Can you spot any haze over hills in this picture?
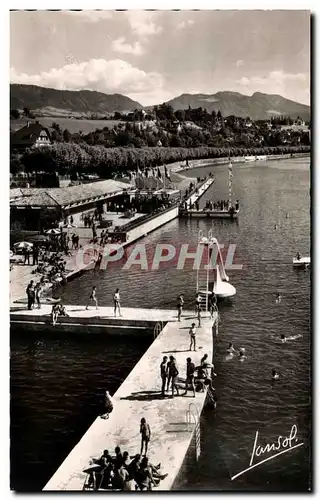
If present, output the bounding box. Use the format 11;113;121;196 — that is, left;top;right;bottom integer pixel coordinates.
10;84;310;121
10;84;143;115
165;91;310;121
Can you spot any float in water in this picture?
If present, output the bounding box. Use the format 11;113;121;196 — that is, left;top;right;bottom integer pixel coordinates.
293;256;310;268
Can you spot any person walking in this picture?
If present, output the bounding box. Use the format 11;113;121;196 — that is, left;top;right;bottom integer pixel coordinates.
34;282;42;309
167;356;180;397
183;358;196;397
26;280;35;310
140;417;151;456
160;356;168;396
189;323;197;351
177;294;184;322
114;288;121;317
86;286;98;310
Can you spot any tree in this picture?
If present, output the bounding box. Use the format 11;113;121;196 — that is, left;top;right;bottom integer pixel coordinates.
63;129;72;143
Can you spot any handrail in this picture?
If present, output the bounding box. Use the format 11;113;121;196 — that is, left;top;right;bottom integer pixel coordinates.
110;202;179;235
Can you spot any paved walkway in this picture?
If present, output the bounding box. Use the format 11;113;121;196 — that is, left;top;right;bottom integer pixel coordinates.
43;312;216;491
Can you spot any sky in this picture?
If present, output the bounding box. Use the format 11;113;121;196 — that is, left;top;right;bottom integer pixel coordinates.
10;10;310;106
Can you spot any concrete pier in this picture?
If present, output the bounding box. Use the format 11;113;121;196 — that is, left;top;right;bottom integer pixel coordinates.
180;208;239;219
10;305;196;334
185;177;215;207
43;310;217;491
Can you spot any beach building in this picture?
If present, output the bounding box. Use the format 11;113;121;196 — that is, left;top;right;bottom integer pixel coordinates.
10;179;135;230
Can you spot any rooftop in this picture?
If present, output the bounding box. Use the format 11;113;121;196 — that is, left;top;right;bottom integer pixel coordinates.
10;179;135;208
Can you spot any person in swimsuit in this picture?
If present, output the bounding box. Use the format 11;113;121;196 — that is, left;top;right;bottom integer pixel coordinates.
183;357;196;397
86;286;98;310
227;342;236;353
114;288;121;317
272;369;280;380
140;418;151;456
177;294;184;322
189;323;197;351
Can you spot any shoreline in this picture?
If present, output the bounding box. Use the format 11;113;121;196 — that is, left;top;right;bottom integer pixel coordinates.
167;152;310;174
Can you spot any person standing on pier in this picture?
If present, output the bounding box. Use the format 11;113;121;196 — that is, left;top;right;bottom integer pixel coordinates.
160;356;168;396
177;294;184;322
86;286;98;310
114;288;122;317
195;293;201;315
167;356;180;397
197;303;201;327
26;280;35;310
140;417;151;456
34;282;42;309
189;323;197;351
183;358;196;397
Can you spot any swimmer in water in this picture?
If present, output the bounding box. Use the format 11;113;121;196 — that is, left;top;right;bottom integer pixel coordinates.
274;224;277;230
227;342;236;353
276;293;282;304
286;213;289;219
280;333;286;343
272;369;280;380
239;348;246;361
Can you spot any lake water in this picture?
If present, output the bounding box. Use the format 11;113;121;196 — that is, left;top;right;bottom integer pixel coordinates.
10;156;311;491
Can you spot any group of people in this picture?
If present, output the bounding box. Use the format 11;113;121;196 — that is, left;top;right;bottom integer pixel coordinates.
177;292;217;327
85;287;122;317
226;341;283;380
31;251;68;287
26;279;43;310
82;211;100;228
85;423;167;491
203;199;240;212
159;353;217;398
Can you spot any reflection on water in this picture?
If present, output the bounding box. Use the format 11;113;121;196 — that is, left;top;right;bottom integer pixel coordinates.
10;157;310;491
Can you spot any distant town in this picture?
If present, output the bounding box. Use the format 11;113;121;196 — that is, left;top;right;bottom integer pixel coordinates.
10;102;310;187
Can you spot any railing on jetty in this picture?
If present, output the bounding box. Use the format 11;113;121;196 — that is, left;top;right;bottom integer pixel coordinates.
110;202;180;240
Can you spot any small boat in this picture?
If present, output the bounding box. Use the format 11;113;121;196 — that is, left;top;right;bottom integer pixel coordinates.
293;256;310;268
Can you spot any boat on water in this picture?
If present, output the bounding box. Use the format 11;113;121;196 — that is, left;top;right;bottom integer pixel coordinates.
293;256;310;268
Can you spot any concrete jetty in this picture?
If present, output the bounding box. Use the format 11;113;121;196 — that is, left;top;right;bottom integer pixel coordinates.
185;177;215;207
10;305;196;335
43;310;217;491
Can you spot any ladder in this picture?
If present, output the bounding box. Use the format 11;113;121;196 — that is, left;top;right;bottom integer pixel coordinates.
186;403;201;461
196;229;213;312
153;321;163;340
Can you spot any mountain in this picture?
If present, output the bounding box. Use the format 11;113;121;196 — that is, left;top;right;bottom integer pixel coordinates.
165;91;310;121
10;84;143;115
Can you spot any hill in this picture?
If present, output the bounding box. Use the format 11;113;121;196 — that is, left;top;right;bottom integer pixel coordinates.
165;91;310;121
10;84;143;115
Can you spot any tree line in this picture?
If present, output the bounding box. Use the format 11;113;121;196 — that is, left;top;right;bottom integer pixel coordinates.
12;143;310;177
